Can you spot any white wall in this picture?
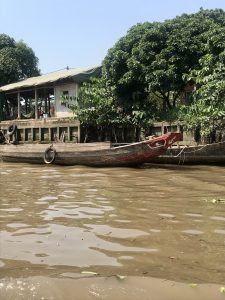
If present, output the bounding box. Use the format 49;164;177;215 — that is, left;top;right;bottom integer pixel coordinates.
54;83;78;118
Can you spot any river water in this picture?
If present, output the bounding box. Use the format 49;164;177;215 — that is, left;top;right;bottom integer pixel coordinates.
0;162;225;299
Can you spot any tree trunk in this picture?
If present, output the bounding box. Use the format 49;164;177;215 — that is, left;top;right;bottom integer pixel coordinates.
135;127;141;142
164;95;172;110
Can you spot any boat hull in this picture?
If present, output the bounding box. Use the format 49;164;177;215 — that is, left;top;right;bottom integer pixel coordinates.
150;142;225;165
0;132;182;167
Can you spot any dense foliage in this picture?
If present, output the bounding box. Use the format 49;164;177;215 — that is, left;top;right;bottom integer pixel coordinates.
0;34;40;86
180;63;225;141
73;9;225;141
72;77;154;142
180;10;225;140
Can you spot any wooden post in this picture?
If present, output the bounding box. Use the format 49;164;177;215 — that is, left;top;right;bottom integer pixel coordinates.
39;128;42;142
48;97;50;116
44;88;47;114
53;87;56;117
77;124;80;143
57;126;60;140
31;128;34;141
68;126;71;141
49;128;51;141
35;89;38;119
17;92;21;119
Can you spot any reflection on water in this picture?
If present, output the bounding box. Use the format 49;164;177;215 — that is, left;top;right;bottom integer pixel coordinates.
0;162;225;293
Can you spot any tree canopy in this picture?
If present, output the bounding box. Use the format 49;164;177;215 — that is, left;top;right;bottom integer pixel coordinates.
72;8;225;141
180;57;225;141
0;34;40;86
179;9;225;140
72;77;154;142
103;8;225;113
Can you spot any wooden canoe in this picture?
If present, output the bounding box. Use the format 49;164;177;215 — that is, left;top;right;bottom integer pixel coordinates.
150;141;225;165
0;132;182;167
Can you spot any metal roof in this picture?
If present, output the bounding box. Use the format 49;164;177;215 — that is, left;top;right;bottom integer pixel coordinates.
0;65;101;92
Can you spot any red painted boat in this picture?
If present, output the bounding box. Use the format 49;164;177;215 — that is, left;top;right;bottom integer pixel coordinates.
0;132;182;167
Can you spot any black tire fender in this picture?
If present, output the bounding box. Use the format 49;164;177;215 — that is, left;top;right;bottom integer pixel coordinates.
43;147;56;164
7;124;17;136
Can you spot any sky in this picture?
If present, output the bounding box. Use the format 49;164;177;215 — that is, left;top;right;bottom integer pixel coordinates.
0;0;225;74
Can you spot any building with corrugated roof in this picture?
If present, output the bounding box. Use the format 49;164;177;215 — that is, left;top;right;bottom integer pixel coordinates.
0;65;101;142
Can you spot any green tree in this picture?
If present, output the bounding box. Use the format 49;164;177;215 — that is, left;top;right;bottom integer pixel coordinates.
0;47;20;85
102;22;154;112
72;77;154;142
180;10;225;142
103;8;225;116
15;40;40;79
180;62;225;142
0;34;40;86
71;77;117;141
72;9;225;141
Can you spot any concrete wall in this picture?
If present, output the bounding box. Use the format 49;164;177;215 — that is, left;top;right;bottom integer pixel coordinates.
54;83;78;118
150;122;195;146
0;118;80;143
0;119;198;145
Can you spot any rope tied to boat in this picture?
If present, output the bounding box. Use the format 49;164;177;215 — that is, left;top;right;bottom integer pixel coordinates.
173;144;208;165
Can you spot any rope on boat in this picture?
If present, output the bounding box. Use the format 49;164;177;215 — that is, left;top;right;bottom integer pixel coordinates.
172;144;208;165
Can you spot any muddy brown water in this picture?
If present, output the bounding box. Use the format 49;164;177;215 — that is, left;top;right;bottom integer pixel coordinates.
0;162;225;299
